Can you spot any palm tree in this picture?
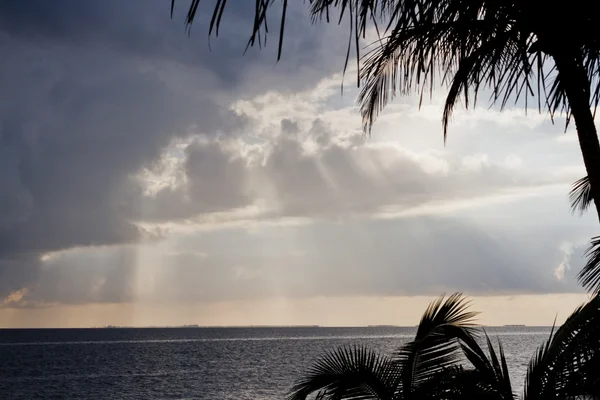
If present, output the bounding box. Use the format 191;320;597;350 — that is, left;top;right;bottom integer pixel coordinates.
287;293;600;400
171;0;600;221
287;293;510;400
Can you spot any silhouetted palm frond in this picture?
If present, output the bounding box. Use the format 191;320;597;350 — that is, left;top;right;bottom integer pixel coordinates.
411;330;516;400
357;1;539;137
287;293;479;400
460;331;515;400
525;295;600;400
578;237;600;293
570;176;593;215
395;293;479;398
171;1;600;133
171;0;289;60
411;366;491;399
288;292;600;400
287;345;399;400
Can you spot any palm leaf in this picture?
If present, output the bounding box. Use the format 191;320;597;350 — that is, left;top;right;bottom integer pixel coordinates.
569;176;593;215
171;0;279;58
414;365;514;400
356;1;544;136
287;345;399;400
459;330;515;400
524;295;600;400
396;293;479;399
169;1;600;139
578;236;600;293
287;293;480;400
411;366;487;399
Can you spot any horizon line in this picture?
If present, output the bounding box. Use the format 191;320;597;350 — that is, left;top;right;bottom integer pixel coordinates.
0;324;553;330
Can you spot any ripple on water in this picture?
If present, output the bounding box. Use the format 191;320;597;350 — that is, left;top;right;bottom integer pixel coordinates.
0;327;551;399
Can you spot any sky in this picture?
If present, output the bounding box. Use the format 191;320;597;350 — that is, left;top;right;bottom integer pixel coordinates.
0;0;598;328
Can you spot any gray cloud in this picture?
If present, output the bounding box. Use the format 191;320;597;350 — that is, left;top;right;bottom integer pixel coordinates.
0;1;594;311
0;0;351;299
25;247;137;307
0;0;342;93
7;215;589;308
141;139;253;220
149;217;588;302
142;117;563;222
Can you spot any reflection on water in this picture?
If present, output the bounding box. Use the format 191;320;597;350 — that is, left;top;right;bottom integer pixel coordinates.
0;326;551;399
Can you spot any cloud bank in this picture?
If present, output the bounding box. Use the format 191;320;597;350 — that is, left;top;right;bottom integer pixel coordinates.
0;0;596;318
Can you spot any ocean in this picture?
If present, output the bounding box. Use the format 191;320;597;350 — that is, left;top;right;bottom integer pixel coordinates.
0;326;552;399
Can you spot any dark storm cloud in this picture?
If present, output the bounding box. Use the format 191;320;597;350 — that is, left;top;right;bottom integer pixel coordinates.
0;48;204;256
0;0;348;299
0;0;348;95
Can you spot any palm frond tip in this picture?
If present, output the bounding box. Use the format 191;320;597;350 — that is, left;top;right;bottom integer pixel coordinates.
570;176;593;215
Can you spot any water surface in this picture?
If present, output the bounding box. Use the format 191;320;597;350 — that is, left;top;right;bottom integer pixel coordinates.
0;326;552;399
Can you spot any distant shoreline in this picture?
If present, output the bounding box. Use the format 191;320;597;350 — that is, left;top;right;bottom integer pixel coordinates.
0;324;552;330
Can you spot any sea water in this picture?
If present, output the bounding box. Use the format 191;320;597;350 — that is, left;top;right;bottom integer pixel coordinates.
0;326;551;399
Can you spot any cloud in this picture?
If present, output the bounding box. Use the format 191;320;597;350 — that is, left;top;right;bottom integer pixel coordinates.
140;117;570;224
0;1;596;317
19;246;137;307
554;242;575;281
0;0;361;299
140;139;254;220
5;213;590;308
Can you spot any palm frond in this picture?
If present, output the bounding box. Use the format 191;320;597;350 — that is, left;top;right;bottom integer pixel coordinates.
570;176;593;215
411;366;492;399
170;1;600;139
460;331;515;399
171;0;283;59
170;1;600;142
356;1;543;136
287;345;399;400
524;295;600;400
396;293;480;398
578;236;600;293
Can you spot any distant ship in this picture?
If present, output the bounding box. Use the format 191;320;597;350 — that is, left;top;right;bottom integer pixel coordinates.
503;324;526;327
